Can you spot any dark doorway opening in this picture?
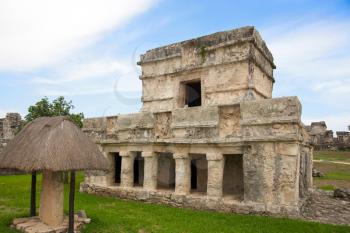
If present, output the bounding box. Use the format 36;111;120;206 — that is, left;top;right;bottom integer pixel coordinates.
157;153;175;190
133;152;144;187
223;154;244;199
114;153;121;184
185;81;201;107
191;160;197;189
190;154;207;193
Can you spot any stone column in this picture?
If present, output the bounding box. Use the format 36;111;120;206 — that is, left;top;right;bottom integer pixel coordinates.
120;151;135;188
207;153;224;197
173;153;191;195
306;146;313;190
39;171;64;227
142;151;158;190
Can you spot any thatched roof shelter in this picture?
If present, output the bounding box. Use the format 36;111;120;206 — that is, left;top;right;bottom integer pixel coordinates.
0;116;108;232
0;116;108;172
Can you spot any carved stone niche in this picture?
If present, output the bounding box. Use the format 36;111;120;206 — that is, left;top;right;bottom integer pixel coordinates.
219;105;241;138
154;112;172;139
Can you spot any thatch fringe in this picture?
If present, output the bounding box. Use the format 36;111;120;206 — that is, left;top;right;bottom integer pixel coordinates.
0;116;108;172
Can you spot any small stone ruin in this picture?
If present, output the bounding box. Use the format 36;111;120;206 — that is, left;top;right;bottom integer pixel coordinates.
0;112;22;152
80;26;314;217
305;121;350;150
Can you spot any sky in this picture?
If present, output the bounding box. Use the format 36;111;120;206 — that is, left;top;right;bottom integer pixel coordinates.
0;0;349;132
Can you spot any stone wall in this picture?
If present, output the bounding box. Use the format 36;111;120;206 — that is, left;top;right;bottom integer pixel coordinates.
82;97;312;215
305;121;350;150
139;26;275;113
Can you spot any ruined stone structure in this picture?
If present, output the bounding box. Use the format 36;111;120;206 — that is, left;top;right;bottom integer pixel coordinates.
0;113;22;152
336;131;350;149
80;26;313;216
305;121;350;150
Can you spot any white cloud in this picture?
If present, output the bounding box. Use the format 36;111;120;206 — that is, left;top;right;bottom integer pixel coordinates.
32;59;134;85
33;56;142;96
312;79;350;94
263;19;350;79
261;18;350;131
0;0;157;71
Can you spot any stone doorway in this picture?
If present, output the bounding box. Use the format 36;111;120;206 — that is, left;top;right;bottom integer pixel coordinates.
114;152;122;184
157;153;175;190
223;154;244;199
190;154;207;193
133;152;144;187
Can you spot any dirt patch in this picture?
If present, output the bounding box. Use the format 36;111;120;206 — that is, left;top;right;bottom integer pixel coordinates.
314;179;350;189
313;160;350;189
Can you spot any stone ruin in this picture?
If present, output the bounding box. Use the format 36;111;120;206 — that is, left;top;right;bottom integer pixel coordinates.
305;121;350;150
0;113;22;152
80;26;313;216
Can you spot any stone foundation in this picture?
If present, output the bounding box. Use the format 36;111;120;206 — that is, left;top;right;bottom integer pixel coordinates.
80;183;300;217
11;214;90;233
81;184;350;226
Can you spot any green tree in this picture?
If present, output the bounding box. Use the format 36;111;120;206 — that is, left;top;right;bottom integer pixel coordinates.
25;96;84;128
24;96;84;183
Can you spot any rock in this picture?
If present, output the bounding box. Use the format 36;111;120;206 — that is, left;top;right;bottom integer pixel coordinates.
138;229;149;233
79;218;91;224
334;188;350;200
77;210;87;218
312;168;324;177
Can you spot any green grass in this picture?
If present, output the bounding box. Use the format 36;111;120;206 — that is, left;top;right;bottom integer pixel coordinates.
317;171;350;181
319;185;336;191
0;174;350;233
314;151;350;162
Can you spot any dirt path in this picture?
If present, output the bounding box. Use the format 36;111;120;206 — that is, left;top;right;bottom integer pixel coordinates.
313;160;350;166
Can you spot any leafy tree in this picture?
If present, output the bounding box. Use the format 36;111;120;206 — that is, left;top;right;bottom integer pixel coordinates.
24;96;84;183
25;96;84;128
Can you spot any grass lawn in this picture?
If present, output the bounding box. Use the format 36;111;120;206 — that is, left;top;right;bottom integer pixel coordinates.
314;150;350;191
314;150;350;162
0;174;350;233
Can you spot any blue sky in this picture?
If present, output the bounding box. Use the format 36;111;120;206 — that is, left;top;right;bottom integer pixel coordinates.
0;0;349;131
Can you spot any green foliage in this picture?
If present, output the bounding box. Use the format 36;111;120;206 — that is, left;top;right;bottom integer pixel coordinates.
25;96;84;128
199;45;207;63
0;174;349;233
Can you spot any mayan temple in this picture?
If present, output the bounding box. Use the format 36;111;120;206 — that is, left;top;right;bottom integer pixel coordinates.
80;26;313;215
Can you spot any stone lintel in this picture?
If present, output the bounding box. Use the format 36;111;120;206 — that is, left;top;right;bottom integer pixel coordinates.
119;151;134;157
141;151;157;158
173;153;189;160
206;152;223;161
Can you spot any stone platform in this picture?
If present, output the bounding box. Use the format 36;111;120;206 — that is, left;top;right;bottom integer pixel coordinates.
11;213;91;233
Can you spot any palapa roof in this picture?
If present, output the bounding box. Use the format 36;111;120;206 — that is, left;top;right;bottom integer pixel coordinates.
0;116;108;172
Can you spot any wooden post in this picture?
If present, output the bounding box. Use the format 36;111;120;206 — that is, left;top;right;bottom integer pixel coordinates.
30;171;36;217
68;171;76;233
